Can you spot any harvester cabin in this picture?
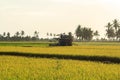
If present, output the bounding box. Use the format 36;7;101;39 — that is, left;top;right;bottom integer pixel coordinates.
58;34;73;46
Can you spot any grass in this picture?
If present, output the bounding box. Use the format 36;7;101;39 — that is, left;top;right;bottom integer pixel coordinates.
0;42;120;80
0;41;51;47
0;41;120;47
74;41;120;46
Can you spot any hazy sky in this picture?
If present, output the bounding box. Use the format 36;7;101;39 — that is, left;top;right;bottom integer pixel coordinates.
0;0;120;38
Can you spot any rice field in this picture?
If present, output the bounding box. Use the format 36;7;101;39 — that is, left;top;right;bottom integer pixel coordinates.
0;44;120;58
0;56;120;80
0;42;120;80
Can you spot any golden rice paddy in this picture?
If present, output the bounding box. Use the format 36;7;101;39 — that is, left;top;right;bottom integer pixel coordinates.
0;42;120;80
0;45;120;58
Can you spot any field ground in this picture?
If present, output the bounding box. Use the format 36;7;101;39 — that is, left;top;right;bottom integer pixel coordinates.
0;42;120;80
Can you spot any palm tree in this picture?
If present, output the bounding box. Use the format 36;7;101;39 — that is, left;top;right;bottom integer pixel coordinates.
21;30;25;37
113;19;120;40
83;27;93;41
3;32;6;37
34;31;39;38
47;32;49;39
6;32;10;41
50;33;52;36
105;22;115;40
105;22;112;30
47;33;49;36
116;29;120;40
7;32;10;38
15;31;20;37
75;25;82;40
53;34;56;38
94;30;100;40
113;19;119;31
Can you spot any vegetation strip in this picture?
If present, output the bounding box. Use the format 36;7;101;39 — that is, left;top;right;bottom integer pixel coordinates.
0;52;119;64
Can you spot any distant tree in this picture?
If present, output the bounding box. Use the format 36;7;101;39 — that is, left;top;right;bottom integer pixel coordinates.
0;34;1;39
94;30;100;40
0;34;2;37
50;33;52;36
105;22;111;39
106;22;112;30
46;32;49;39
53;34;56;37
82;27;93;41
6;32;10;41
21;30;25;37
88;28;93;40
113;19;120;40
24;35;31;41
75;25;94;41
105;22;115;40
113;19;119;32
47;33;49;36
116;29;120;40
15;31;20;37
34;31;39;38
7;32;10;37
56;34;60;36
3;32;6;37
0;30;42;41
75;25;82;39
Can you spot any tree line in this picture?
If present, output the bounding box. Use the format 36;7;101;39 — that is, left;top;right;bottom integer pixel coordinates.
105;19;120;40
75;25;99;41
0;19;120;41
0;31;39;41
75;19;120;41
